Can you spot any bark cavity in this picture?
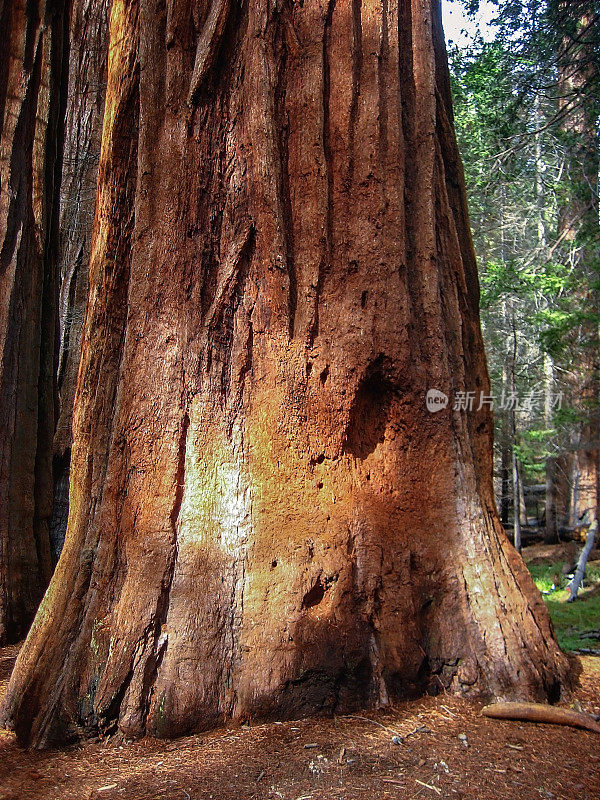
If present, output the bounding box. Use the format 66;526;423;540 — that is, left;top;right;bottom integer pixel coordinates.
344;362;395;459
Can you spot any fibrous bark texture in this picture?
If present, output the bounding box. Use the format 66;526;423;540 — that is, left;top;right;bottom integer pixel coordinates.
1;0;569;747
51;0;110;562
0;0;69;644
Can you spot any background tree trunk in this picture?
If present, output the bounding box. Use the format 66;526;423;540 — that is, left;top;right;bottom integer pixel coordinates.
555;3;599;531
499;424;511;526
51;0;110;564
0;0;569;747
0;0;70;644
545;455;560;544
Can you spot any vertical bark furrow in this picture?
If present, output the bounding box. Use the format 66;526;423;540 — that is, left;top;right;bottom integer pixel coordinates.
407;0;444;371
273;28;297;340
309;0;336;346
377;0;390;171
187;0;232;106
347;0;362;193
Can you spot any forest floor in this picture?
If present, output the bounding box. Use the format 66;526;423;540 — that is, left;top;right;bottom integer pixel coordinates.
1;544;599;800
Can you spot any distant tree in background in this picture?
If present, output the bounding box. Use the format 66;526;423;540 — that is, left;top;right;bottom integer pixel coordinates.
449;0;599;542
0;0;69;645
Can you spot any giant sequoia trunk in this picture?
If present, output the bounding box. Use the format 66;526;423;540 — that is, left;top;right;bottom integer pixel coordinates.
1;0;569;747
0;0;69;643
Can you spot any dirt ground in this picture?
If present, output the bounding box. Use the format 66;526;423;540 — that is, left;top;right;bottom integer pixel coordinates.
0;644;598;800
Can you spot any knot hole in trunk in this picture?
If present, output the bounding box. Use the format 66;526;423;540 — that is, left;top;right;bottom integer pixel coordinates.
343;361;395;460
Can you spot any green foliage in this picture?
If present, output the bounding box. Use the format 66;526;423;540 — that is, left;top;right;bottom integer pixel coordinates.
528;562;566;591
515;429;554;475
449;0;599;497
546;593;600;652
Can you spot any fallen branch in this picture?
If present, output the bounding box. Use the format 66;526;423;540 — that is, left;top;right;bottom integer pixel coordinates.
481;702;600;734
579;630;600;639
572;648;600;656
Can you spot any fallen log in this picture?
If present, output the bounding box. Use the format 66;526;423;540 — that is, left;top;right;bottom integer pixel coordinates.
481;702;600;734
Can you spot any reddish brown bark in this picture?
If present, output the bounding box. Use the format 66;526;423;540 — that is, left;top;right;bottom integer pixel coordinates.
1;0;569;747
0;0;69;644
